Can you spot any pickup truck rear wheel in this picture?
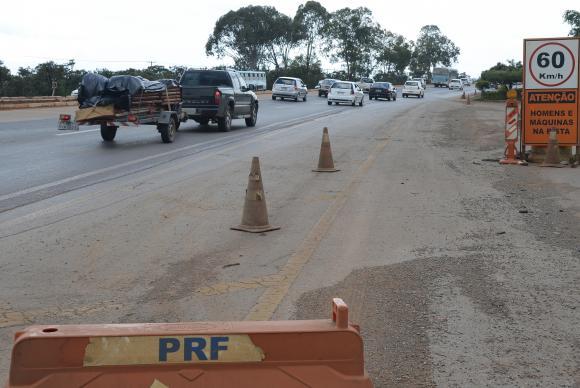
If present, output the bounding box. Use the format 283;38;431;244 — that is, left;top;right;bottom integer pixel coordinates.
100;124;117;142
218;108;232;132
159;118;177;143
245;103;258;127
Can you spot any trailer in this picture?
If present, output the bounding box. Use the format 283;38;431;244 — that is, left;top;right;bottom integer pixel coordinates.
58;75;187;143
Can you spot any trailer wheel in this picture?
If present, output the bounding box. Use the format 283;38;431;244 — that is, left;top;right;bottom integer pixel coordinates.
159;118;177;143
100;124;117;142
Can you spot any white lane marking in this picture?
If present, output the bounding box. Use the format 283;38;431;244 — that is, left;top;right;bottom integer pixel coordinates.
0;110;333;203
56;128;99;136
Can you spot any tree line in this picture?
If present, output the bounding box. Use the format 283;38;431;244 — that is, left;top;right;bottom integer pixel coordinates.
0;60;185;98
0;2;464;97
205;3;460;86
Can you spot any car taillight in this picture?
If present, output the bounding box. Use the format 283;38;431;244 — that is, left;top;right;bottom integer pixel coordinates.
127;114;137;122
214;90;221;105
59;114;71;121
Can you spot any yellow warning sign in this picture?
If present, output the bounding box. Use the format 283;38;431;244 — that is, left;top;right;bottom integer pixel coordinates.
523;89;578;145
83;334;265;366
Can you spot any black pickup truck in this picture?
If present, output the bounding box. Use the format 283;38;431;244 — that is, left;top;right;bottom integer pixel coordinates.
180;69;258;131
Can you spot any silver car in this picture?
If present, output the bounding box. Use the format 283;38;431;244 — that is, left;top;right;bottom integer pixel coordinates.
272;77;308;102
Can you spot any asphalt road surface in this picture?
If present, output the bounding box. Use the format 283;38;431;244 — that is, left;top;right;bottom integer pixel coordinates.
1;86;578;386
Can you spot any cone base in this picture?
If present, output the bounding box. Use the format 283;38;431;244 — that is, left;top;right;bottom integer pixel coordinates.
499;159;523;165
312;168;340;172
231;224;281;233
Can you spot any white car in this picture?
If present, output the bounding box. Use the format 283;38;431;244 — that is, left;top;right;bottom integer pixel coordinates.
356;77;374;93
70;89;79;97
402;81;424;98
327;81;364;106
460;78;470;86
449;79;464;90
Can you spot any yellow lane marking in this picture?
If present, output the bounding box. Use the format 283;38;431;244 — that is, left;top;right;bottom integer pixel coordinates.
196;274;287;296
244;138;389;321
0;300;123;328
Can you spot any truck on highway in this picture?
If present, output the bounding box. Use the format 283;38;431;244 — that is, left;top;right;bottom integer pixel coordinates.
59;74;187;143
432;67;459;88
180;69;259;132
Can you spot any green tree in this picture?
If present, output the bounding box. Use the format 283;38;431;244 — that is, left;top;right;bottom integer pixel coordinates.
0;60;12;96
262;8;304;70
294;1;329;73
206;5;303;70
563;10;580;36
480;60;522;88
375;31;412;74
410;25;460;77
324;7;382;80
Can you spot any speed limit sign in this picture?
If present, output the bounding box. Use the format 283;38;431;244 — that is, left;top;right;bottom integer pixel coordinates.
525;39;578;89
523;37;579;146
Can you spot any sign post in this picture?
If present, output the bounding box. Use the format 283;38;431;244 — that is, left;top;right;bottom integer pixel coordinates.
522;38;580;160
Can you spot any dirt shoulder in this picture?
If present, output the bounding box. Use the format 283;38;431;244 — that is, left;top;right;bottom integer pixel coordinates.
294;96;579;386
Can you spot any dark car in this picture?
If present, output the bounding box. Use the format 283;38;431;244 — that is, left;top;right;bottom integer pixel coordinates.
368;82;397;101
180;69;258;132
317;79;338;97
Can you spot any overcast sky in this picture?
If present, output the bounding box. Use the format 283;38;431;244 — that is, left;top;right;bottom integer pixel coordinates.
1;0;578;77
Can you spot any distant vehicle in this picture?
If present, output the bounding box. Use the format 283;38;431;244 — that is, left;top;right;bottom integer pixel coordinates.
237;71;267;91
272;77;308;102
402;81;424;98
369;82;397;101
318;79;338;97
448;79;464;91
180;69;258;132
327;81;364;106
432;68;459;88
513;82;523;89
460;78;470;86
412;78;426;88
70;89;79;97
356;77;374;93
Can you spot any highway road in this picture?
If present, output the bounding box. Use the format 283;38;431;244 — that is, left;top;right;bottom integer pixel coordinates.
0;90;439;212
1;86;579;386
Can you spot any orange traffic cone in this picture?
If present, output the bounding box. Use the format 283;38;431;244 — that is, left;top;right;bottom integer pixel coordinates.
540;129;564;168
313;127;340;172
231;157;281;233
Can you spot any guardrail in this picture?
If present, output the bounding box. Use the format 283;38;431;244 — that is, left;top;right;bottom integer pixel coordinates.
0;96;78;111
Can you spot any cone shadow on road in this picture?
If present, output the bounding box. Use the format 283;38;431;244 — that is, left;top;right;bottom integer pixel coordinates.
231;156;281;233
313;127;340;173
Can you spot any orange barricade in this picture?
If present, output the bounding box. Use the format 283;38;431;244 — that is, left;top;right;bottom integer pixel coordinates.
500;98;525;165
7;298;373;388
